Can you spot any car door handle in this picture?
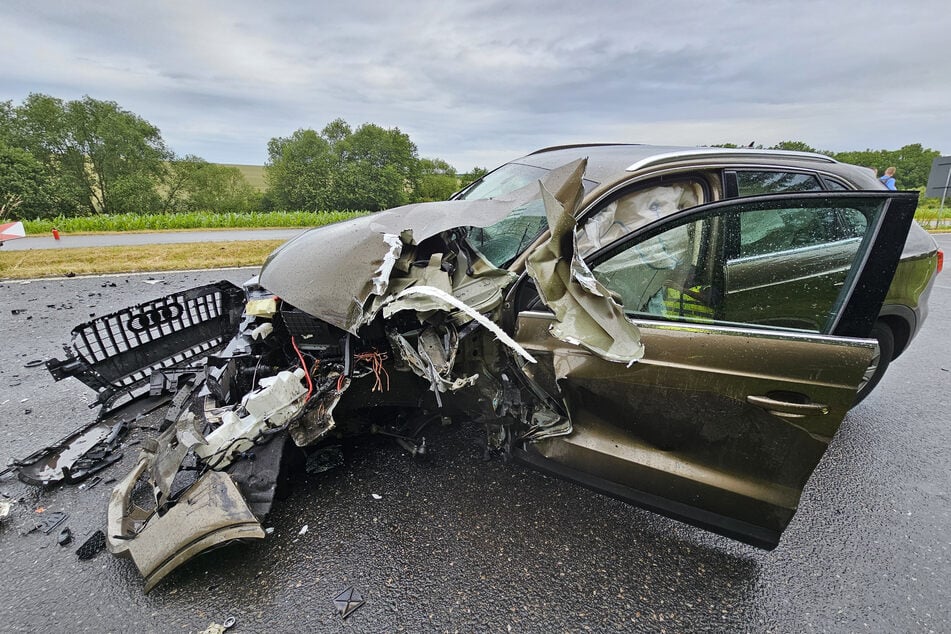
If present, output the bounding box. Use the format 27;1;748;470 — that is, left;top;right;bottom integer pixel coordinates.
747;394;830;418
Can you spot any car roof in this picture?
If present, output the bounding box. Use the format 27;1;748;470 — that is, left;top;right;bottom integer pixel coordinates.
513;143;879;189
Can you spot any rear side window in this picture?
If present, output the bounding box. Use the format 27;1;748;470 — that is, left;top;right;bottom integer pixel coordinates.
739;207;868;257
736;171;822;196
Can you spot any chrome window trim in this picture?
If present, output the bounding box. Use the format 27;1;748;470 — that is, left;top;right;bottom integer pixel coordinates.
625;149;837;173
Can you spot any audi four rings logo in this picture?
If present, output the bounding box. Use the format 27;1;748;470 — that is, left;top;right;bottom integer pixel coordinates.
127;303;184;332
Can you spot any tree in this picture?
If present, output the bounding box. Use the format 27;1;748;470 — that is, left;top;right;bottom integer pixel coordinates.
264;129;334;210
0;100;13;144
62;96;169;214
413;158;459;202
329;123;419;210
162;156;258;213
8;94;169;215
770;140;823;154
264;120;421;211
0;143;60;219
832;144;939;189
459;166;488;188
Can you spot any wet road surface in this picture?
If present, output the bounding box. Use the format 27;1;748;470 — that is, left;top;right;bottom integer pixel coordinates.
0;266;948;632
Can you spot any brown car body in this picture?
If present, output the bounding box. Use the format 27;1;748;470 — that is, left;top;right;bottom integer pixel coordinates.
39;144;940;590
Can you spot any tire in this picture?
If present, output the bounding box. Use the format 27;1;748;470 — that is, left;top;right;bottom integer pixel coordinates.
853;321;894;406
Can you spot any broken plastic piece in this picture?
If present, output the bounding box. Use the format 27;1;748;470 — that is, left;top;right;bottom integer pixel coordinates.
245;297;278;317
195;369;307;469
13;416;127;486
333;586;365;619
76;530;107;560
251;322;273;340
78;475;103;491
45;282;245;410
57;527;72;546
390;285;536;364
34;511;68;534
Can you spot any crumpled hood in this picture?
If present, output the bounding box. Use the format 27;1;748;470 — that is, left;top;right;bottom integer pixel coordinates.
260;162;586;333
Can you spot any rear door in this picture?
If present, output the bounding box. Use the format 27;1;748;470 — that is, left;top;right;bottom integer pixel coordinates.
512;191;918;548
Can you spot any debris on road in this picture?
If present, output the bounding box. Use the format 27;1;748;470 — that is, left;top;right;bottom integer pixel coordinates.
199;616;235;634
76;530;106;560
333;586;365;619
32;511;67;534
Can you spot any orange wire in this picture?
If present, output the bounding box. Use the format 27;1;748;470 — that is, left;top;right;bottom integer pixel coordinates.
290;336;313;400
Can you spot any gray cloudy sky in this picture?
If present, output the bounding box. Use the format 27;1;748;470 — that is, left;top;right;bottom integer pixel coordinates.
2;0;948;170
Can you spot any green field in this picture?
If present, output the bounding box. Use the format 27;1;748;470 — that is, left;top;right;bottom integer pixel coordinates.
24;210;365;234
221;163;267;190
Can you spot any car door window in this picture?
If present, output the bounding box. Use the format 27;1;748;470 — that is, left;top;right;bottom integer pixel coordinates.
590;197;883;333
739;206;869;257
735;171;822;195
576;181;704;257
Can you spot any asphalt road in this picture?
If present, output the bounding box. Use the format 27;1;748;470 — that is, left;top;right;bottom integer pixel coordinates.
1;228;305;250
0;251;948;632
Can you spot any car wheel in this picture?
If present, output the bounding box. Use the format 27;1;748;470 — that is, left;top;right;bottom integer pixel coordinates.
854;321;895;405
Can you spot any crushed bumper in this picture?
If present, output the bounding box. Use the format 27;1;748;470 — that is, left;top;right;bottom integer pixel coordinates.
108;454;264;592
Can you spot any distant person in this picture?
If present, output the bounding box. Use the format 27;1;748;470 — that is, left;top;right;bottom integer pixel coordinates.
880;166;897;190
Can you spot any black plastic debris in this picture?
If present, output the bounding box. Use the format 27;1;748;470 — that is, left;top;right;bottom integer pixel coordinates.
76;530;106;560
57;527;72;546
333;586;365;619
33;511;68;534
23;359;45;368
13;419;127;486
78;475;103;491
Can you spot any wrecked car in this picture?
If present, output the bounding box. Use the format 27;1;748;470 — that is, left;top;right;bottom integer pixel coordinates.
38;145;941;591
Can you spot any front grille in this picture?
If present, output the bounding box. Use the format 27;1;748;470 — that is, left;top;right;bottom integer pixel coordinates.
65;282;245;391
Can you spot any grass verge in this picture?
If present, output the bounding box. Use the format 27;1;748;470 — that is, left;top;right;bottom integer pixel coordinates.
0;240;284;279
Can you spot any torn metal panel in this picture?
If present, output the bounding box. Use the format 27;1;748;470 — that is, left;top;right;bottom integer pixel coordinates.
525;160;645;364
259;161;588;333
372;233;405;295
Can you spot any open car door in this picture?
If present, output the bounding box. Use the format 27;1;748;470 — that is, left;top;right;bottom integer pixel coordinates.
512;191;919;549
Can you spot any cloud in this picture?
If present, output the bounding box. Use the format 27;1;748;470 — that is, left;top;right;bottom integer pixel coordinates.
1;0;948;170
